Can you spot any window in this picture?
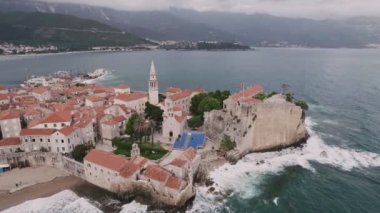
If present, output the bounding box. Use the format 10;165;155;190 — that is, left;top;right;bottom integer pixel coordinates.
57;147;59;152
61;139;64;143
61;123;65;127
56;139;58;143
68;138;70;143
48;139;50;142
40;138;43;142
25;139;28;142
32;139;35;142
44;124;48;128
62;147;65;151
53;124;57;127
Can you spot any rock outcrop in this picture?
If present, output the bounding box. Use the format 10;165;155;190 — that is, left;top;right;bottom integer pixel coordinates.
204;95;308;155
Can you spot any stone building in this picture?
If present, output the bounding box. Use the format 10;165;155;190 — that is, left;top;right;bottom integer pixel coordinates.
148;61;159;105
0;109;21;139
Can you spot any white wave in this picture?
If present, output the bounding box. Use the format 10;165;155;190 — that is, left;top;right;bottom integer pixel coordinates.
120;201;148;213
188;117;380;211
273;197;279;206
2;190;102;213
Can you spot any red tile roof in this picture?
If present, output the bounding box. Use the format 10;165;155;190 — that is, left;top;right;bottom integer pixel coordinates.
183;148;197;161
84;149;128;172
231;84;263;102
31;87;49;94
0;109;20;120
165;175;182;190
170;158;187;167
0;94;9;100
166;87;182;93
115;92;148;102
119;156;148;178
59;126;76;136
144;165;171;183
87;95;104;102
20;128;56;136
40;111;72;123
0;137;21;147
168;90;193;101
115;84;130;89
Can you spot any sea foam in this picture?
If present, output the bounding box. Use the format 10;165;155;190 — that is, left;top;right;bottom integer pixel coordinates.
2;190;102;213
187;117;380;212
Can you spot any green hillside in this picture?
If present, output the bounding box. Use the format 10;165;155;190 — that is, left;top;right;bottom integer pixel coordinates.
0;12;147;51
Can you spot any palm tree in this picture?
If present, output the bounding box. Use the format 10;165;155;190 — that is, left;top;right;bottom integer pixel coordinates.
133;115;146;143
147;120;156;146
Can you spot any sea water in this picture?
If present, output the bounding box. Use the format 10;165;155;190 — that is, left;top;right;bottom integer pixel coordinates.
1;48;379;212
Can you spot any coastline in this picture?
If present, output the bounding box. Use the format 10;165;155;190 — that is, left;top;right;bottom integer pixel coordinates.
0;175;83;211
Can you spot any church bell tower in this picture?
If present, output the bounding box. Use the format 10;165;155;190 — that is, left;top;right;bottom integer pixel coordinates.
148;60;159;105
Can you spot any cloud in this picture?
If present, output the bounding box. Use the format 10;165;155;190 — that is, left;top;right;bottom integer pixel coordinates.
39;0;380;19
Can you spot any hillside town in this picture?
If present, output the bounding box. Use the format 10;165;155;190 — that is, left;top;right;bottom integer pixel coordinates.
0;61;307;206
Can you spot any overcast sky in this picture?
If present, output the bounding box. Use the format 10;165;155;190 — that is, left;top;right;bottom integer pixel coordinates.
40;0;380;19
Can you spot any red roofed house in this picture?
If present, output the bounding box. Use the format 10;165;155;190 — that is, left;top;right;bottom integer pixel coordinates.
0;109;21;139
85;95;105;108
223;84;263;116
74;119;96;145
114;84;131;94
165;87;182;97
164;88;204;113
30;87;51;101
51;126;82;153
20;128;56;152
0;137;22;154
114;92;148;114
84;149;128;191
0;94;10;106
100;115;127;146
31;111;72;129
162;106;187;141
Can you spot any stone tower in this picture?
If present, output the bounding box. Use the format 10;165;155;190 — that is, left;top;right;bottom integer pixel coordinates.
148;60;159;105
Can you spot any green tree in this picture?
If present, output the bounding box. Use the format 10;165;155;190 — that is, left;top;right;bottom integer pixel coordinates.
133;114;149;143
71;144;90;162
144;102;163;124
187;115;203;129
198;96;221;114
190;93;208;115
125;113;139;136
295;100;309;110
220;134;236;152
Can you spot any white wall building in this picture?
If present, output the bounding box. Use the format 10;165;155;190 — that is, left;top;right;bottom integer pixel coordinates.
114;93;148;114
20;128;56;152
162;106;187;140
0;110;21;139
0;138;22;154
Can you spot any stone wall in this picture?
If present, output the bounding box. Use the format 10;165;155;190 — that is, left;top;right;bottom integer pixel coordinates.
204;95;308;153
0;151;84;178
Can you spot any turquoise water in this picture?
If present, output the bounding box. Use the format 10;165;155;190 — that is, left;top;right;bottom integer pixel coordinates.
1;48;379;212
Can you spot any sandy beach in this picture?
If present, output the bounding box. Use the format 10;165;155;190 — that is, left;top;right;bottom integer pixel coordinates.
0;167;83;211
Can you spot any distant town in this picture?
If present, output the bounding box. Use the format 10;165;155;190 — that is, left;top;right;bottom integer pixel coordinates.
0;61;308;207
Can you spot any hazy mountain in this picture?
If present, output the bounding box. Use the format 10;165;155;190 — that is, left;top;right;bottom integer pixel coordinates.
0;12;146;51
1;0;380;47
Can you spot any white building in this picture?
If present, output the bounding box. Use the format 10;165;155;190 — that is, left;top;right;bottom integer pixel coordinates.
114;84;131;94
30;87;52;101
114;93;148;114
74;119;96;145
162;106;187;140
0;109;21;139
51;126;82;154
20;128;56;152
84;149;128;191
100;115;127;146
85;95;105;108
148;61;159;105
0;138;22;154
30;111;72;129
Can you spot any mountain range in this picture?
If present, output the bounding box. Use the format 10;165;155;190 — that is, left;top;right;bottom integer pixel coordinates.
0;0;380;48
